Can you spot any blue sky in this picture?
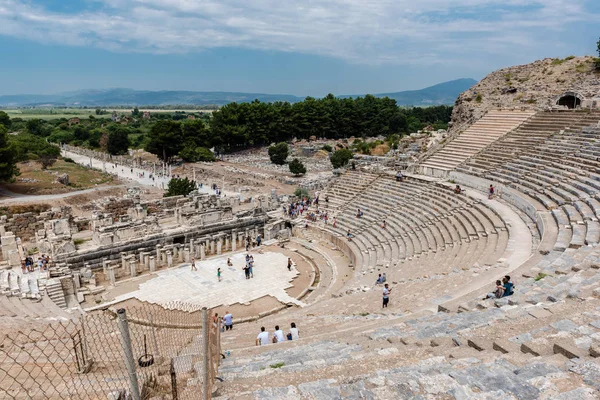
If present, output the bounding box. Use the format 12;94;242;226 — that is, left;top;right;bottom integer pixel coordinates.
0;0;598;96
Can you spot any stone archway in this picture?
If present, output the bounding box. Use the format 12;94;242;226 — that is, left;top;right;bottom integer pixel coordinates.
556;92;582;109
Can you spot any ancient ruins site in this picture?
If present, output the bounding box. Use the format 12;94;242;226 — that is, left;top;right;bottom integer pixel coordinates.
3;55;600;399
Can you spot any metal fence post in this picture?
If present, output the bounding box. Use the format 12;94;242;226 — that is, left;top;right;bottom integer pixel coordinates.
202;307;209;400
116;308;141;400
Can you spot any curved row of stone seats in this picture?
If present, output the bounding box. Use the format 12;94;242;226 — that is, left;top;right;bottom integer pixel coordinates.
419;110;536;176
459;110;600;175
315;174;509;285
318;171;379;212
215;238;600;398
457;123;600;252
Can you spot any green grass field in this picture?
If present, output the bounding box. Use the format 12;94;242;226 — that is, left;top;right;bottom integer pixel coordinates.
3;108;110;120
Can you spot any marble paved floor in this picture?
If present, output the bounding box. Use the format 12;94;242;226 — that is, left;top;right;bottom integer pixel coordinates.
114;252;305;309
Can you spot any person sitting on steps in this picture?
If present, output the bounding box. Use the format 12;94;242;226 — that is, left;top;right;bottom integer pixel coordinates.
454;185;464;194
502;275;515;297
483;280;505;300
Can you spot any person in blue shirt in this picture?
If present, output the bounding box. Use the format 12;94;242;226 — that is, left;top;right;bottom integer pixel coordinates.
502;275;514;297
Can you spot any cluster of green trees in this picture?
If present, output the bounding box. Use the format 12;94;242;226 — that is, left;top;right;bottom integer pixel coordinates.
208;97;451;153
0;111;64;182
1;97;452;173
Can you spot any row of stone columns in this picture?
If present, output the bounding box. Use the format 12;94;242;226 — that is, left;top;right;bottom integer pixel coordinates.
103;226;264;286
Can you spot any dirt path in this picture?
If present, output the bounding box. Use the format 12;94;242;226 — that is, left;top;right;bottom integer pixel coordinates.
0;185;126;205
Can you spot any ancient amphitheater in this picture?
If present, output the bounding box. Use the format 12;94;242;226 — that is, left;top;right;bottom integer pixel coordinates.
3;61;600;399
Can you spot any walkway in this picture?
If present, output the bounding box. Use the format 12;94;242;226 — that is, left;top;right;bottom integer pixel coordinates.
0;185;125;205
62;149;171;189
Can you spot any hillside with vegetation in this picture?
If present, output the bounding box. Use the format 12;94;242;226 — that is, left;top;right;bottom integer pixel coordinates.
451;55;600;132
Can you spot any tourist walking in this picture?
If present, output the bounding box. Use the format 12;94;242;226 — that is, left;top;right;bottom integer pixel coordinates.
191;257;197;271
382;284;391;308
217;267;222;282
488;184;495;199
287;257;293;271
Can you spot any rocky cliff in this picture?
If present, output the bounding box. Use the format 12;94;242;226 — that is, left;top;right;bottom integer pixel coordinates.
450;56;600;132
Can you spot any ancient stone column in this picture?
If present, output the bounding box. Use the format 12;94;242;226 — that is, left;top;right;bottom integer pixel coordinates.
200;244;205;260
210;240;215;254
139;251;145;268
216;239;222;255
225;237;230;252
102;258;109;274
73;273;81;290
172;246;178;261
178;245;184;262
156;244;162;263
184;247;191;263
189;239;195;256
149;256;156;272
129;260;137;278
108;267;116;285
121;253;128;270
167;251;173;268
231;232;237;251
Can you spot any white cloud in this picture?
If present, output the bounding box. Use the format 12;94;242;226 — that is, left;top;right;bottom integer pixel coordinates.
0;0;596;63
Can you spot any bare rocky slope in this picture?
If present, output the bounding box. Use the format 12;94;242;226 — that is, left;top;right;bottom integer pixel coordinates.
450;56;600;132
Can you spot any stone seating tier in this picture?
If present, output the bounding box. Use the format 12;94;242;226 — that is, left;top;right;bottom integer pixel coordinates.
419;110;536;174
214;242;600;399
312;174;509;287
460;110;600;174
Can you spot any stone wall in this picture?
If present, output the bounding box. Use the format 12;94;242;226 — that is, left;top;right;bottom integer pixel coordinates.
0;207;72;242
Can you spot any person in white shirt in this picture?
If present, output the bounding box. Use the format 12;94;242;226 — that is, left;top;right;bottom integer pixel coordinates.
288;322;300;340
273;325;286;343
223;312;233;331
256;327;269;346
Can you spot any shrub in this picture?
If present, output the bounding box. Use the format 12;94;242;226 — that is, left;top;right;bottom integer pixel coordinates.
321;144;333;153
196;147;217;162
294;187;310;201
330;148;353;169
268;142;288;165
179;146;216;162
62;157;75;163
475;94;482;103
288;158;306;176
165;177;197;197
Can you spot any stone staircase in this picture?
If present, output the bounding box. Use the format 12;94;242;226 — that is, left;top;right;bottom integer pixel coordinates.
418;109;536;177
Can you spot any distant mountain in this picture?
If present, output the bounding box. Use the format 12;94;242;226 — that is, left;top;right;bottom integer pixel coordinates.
342;78;478;106
0;79;477;107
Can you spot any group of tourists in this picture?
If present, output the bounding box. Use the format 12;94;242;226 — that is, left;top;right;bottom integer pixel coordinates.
245;234;261;251
256;322;300;345
21;255;50;273
284;198;311;219
305;210;329;223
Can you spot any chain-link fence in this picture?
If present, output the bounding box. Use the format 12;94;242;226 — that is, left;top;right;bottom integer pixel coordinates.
0;303;221;400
